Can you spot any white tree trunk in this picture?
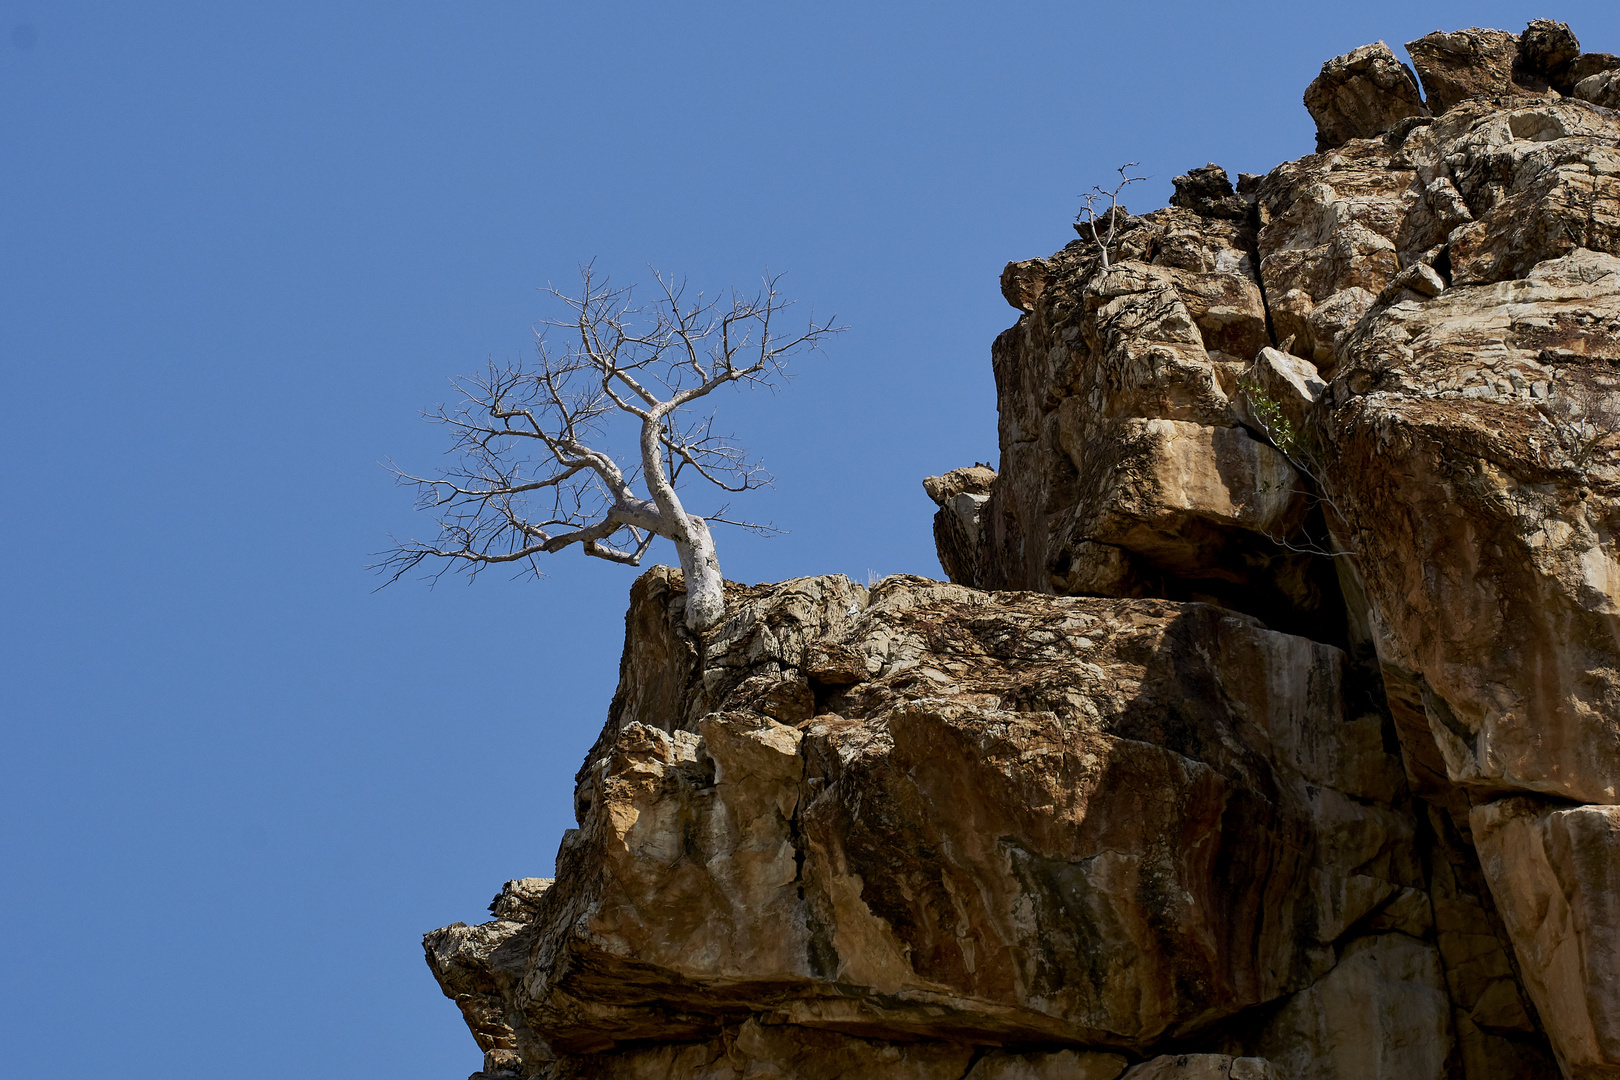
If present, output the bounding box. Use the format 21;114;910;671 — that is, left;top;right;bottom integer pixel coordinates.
673;516;725;632
641;410;726;632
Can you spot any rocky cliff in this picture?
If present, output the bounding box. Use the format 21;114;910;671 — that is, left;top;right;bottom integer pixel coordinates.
427;20;1620;1080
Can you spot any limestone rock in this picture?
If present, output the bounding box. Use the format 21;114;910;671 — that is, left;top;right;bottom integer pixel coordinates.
1302;287;1377;372
1002;258;1054;312
1422;804;1561;1080
974;209;1343;640
1473;798;1620;1078
1571;52;1620;90
1374;262;1445;305
1254;137;1417;359
923;464;996;505
925;466;996;584
535;1020;977;1080
1303;42;1428;151
1439;101;1620;285
1239;347;1326;445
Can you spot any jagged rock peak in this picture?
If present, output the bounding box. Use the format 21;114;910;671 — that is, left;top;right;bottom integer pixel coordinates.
1301;20;1620;151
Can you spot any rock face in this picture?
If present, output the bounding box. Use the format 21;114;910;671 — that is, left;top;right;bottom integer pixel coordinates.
1473;800;1620;1078
429;20;1620;1080
431;570;1414;1076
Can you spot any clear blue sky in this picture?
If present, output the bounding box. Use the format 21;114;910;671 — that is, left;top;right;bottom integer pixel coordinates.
3;3;1614;1077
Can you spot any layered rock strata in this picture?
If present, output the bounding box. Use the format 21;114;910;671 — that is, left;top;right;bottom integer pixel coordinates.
432;20;1620;1080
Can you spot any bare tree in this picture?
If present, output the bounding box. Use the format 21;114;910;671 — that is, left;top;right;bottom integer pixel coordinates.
1075;163;1145;269
377;266;843;632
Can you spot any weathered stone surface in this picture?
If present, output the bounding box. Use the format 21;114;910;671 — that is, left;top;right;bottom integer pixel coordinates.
1251;934;1452;1080
425;879;555;1076
1422;804;1562;1080
535;1033;1127;1080
1239;347;1326;442
1406;28;1535;114
1575;68;1620;109
968;1049;1129;1080
1321;250;1620;804
1304;42;1428;151
1003;257;1054;312
1122;1055;1277;1080
534;1020;976;1080
926;465;997;586
1473;798;1620;1078
431;572;1417;1069
1254;137;1416;360
1438;101;1620;285
1519;20;1582;95
923;464;997;505
973;210;1345;641
1571;53;1620;89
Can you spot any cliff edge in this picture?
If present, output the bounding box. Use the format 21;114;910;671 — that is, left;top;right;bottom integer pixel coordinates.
429;20;1620;1080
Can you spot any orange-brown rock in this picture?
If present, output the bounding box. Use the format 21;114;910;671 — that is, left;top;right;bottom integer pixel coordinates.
1318;250;1620;805
429;570;1422;1073
427;22;1620;1080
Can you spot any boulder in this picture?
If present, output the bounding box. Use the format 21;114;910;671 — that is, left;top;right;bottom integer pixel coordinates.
1238;347;1326;451
1517;19;1582;94
1406;28;1533;114
925;465;996;585
1169;164;1248;220
1303;41;1428;151
923;464;996;505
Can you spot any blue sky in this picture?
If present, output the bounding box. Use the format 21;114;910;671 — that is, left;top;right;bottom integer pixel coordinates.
3;3;1614;1077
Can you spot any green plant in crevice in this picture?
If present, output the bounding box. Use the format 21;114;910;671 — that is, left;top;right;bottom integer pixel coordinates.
1236;376;1356;559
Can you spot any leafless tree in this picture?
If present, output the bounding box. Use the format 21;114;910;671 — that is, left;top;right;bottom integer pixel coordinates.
1075;163;1145;269
376;266;843;632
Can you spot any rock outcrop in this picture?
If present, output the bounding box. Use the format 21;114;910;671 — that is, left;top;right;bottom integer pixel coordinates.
430;20;1620;1080
1303;42;1427;152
